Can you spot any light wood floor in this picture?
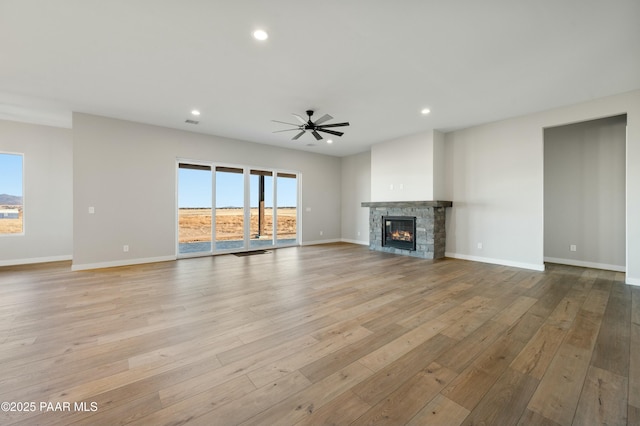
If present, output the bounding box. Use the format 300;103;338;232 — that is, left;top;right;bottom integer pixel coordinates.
0;243;637;425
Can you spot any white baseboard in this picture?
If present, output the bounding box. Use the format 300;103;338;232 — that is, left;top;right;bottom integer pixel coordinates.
301;238;341;246
340;238;369;246
543;257;626;273
0;254;72;267
71;255;176;271
445;252;545;272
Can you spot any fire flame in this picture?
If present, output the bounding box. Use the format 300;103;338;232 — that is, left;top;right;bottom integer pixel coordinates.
391;230;413;241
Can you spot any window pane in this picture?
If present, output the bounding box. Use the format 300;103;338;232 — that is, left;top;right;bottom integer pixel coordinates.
276;172;297;244
0;153;23;235
178;164;212;254
215;166;244;250
250;170;273;248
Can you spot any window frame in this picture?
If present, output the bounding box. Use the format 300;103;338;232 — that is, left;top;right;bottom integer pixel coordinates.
0;151;25;237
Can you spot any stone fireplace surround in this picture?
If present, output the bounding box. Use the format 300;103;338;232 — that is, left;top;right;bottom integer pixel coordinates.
361;201;452;259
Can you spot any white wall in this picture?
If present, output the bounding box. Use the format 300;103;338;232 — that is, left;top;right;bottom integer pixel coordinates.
371;131;435;201
72;113;342;270
341;151;370;245
544;115;626;271
0;120;73;265
444;118;544;270
444;89;640;284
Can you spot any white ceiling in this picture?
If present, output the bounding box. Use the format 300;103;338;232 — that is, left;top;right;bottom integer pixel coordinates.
1;0;639;156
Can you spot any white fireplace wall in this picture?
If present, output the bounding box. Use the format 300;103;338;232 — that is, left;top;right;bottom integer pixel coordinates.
370;130;444;202
433;130;446;200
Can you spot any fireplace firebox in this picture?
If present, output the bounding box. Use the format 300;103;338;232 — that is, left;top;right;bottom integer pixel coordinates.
382;216;416;251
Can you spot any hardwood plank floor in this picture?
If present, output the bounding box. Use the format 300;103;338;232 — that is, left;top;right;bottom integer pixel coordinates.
0;243;635;425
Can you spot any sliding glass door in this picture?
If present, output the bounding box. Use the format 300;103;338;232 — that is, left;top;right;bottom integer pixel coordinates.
215;166;245;251
250;169;274;249
178;163;212;255
276;172;297;245
177;161;299;256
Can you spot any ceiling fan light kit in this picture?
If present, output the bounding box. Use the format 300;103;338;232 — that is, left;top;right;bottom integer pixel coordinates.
272;110;349;141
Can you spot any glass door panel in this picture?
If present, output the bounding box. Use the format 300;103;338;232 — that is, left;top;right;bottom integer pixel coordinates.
276;172;297;245
215;166;244;251
178;163;212;254
250;170;274;248
178;163;299;256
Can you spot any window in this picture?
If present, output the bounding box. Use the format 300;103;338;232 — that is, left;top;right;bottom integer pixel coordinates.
250;169;273;248
276;172;297;244
0;153;24;235
178;163;212;254
215;166;244;251
177;160;300;256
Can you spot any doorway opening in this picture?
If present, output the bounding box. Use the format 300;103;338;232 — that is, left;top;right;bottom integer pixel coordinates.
543;114;626;272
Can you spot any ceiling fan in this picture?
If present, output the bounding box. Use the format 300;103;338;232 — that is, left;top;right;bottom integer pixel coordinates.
272;110;350;141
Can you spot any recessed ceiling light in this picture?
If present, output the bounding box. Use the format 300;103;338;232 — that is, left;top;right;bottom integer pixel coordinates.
191;110;201;116
421;108;431;115
253;29;268;41
326;139;333;144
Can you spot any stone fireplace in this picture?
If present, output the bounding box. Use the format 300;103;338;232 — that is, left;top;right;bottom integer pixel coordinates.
361;201;452;259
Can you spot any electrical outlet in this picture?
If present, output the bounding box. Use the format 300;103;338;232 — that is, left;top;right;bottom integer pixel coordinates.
357;231;361;236
570;244;577;252
477;242;483;249
319;231;323;236
123;245;129;252
88;206;95;214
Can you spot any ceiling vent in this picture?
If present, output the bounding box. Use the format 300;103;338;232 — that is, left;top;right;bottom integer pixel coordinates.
185;119;199;125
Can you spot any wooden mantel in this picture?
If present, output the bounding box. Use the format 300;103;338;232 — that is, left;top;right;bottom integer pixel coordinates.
361;200;452;208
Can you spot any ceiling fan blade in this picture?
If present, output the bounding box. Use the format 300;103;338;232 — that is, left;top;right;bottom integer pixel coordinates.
314;114;333;125
273;129;301;133
312;130;323;140
272;120;302;126
292;113;307;124
292;130;306;140
316;121;350;128
317;128;344;137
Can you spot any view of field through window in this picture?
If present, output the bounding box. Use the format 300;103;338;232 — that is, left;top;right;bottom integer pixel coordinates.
0;153;23;235
178;164;297;253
